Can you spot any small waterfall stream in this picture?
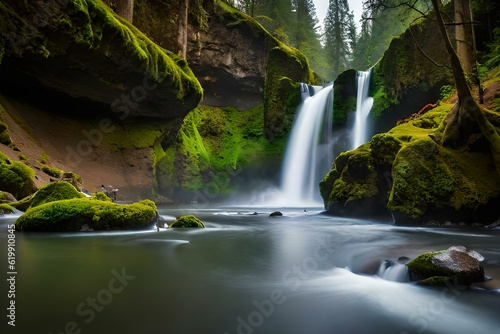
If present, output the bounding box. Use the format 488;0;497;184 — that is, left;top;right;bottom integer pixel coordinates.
279;84;334;205
352;70;374;149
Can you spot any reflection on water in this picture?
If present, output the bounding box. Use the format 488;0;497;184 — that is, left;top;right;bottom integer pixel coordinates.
1;207;500;334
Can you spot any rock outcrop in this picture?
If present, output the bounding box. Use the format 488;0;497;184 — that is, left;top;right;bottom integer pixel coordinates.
0;0;203;119
320;104;500;224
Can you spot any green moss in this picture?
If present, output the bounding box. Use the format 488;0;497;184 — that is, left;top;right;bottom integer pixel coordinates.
103;119;165;150
170;215;205;228
13;181;84;211
38;151;49;164
0;203;14;213
15;198;157;231
0;155;37;199
41;165;63;178
321;147;379;207
406;250;455;279
154;104;285;196
91;191;112;202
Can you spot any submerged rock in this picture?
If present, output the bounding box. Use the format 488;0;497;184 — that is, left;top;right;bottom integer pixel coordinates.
406;246;485;286
170;215;205;228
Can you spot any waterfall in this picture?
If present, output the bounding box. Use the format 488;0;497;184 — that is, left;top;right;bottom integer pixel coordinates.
279;84;334;206
352;70;374;149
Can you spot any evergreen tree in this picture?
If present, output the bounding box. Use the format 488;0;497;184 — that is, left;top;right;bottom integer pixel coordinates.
323;0;356;79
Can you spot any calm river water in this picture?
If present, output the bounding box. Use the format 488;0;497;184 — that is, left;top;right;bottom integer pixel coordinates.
2;206;500;334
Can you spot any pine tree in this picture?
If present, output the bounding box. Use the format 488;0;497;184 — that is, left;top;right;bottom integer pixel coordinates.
323;0;356;79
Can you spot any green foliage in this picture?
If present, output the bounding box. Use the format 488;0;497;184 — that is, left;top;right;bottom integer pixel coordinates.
483;27;500;70
15;198;157;231
439;85;456;100
41;165;62;178
170;215;205;228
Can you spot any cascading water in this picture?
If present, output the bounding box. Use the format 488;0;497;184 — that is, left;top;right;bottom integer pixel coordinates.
279;83;334;206
352;70;374;149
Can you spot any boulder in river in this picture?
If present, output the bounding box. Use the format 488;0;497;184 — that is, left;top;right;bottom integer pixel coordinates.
170;215;205;228
406;246;485;286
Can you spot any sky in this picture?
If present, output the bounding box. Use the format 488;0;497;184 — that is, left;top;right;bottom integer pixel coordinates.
313;0;364;29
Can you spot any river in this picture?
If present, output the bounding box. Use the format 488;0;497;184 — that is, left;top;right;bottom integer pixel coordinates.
2;206;500;334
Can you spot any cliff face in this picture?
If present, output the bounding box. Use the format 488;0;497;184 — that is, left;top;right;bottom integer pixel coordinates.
0;0;202;199
0;0;314;201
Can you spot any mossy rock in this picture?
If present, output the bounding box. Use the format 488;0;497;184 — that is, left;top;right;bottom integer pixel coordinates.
0;191;16;203
170;215;205;228
0;203;14;214
0;152;37;199
91;192;113;202
407;246;485;286
320;102;500;224
13;181;85;212
319;146;385;217
15;199;157;232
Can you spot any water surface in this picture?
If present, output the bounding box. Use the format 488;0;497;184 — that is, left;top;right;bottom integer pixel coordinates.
1;206;500;334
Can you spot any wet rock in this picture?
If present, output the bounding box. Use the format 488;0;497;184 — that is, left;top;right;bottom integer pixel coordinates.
269;211;283;217
80;224;94;232
407;246;485;286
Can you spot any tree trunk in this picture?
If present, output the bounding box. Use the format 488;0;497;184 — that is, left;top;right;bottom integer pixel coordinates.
454;0;483;102
177;0;189;58
115;0;134;23
430;0;500;176
455;0;475;75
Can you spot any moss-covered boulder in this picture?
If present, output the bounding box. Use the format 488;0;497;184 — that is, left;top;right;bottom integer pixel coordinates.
15;198;157;231
0;0;202;119
170;215;205;228
320;144;389;218
0;152;37;200
0;203;14;215
406;246;485;286
13;181;85;212
320;103;500;224
0;191;16;203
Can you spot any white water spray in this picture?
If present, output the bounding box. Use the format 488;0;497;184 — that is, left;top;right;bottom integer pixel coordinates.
352;70;374;149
